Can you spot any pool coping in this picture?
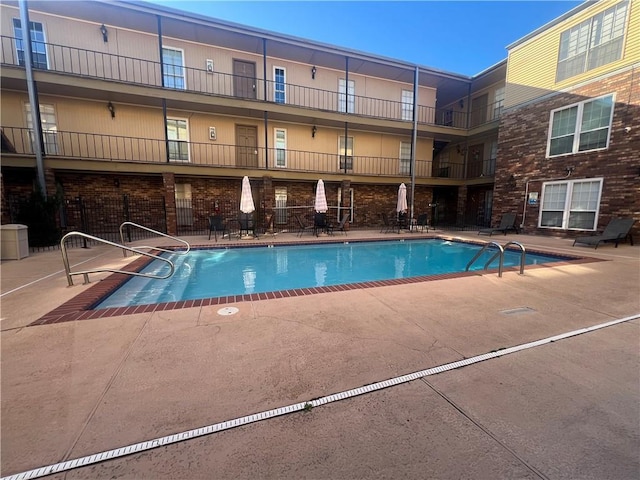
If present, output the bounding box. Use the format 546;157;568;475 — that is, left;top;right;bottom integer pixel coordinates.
29;236;603;327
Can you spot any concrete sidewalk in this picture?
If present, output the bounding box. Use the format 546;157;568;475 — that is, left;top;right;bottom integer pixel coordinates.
1;230;638;479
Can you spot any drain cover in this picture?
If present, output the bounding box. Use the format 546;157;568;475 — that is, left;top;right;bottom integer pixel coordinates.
500;307;536;315
218;307;239;316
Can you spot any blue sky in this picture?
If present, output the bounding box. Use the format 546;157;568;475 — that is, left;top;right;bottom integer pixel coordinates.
149;1;583;76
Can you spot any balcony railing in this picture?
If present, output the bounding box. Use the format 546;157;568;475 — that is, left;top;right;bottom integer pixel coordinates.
0;36;498;129
2;126;468;179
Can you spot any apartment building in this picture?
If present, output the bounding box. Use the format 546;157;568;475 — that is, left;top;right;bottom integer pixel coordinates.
495;0;639;238
1;0;635;244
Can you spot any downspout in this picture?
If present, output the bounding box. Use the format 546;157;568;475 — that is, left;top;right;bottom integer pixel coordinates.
520;167;574;230
263;38;269;169
410;65;419;222
157;15;169;163
20;0;46;195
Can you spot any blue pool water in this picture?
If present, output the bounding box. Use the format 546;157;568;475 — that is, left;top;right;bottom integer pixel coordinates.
95;239;566;309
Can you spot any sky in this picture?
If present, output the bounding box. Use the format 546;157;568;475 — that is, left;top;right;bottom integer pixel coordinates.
148;0;584;76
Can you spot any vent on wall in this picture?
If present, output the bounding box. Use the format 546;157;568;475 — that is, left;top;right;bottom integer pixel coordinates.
206;59;214;73
209;127;216;141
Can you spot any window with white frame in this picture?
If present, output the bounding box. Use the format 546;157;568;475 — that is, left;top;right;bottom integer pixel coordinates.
338;136;353;170
162;47;185;89
25;103;58;154
275;187;288;225
13;19;48;69
539;178;603;230
399;142;411;175
274;67;286;104
274;128;286;167
401;90;414;121
556;2;628;82
166;118;189;161
338;79;355;113
547;94;614;157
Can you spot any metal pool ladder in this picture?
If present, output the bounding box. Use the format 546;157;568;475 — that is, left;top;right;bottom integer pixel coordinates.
60;223;190;286
465;241;526;278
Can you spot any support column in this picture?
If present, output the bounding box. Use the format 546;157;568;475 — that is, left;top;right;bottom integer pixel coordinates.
341;179;351;229
456;185;468;228
44;168;57;198
162;172;177;235
262;175;274;219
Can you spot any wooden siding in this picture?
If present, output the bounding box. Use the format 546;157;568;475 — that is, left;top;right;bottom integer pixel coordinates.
506;0;640;108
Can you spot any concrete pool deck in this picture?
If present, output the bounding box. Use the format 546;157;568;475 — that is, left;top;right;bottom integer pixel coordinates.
1;229;638;479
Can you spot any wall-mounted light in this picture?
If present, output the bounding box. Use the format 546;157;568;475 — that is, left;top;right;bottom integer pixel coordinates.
100;24;108;43
107;101;115;119
311;66;317;80
114;178;120;188
311;125;317;138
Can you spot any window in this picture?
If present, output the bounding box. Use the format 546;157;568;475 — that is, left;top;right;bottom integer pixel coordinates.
539;178;603;230
401;90;414;121
162;47;185;89
175;183;193;226
493;87;505;120
338;136;353;170
399;142;411;175
274;128;286;167
25;103;58;154
167;118;189;161
556;2;628;82
13;19;47;69
547;94;614;157
273;67;286;104
275;187;287;225
338;79;355;113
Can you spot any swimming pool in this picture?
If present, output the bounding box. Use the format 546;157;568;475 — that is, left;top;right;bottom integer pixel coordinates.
95;239;569;309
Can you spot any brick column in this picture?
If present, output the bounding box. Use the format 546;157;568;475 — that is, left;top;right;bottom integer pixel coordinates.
262;175;274;218
162;172;177;235
44;168;57;198
456;185;467;227
340;179;351;228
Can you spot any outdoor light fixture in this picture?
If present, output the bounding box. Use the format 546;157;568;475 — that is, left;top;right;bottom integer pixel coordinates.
311;65;317;79
312;125;317;138
107;101;115;118
100;24;108;42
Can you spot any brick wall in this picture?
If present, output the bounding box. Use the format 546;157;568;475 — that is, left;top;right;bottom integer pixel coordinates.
495;69;640;238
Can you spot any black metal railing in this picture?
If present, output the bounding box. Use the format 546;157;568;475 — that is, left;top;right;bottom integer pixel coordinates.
0;36;501;128
2;126;468;179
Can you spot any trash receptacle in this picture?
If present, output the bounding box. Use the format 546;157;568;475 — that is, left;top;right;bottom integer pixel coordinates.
1;224;29;260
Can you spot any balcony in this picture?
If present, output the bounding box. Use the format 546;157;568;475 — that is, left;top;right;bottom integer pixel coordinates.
0;36;479;129
1;126;468;180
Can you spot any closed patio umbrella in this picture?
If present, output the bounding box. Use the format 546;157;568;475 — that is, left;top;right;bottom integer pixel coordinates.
396;183;408;214
239;176;255;214
314;179;328;213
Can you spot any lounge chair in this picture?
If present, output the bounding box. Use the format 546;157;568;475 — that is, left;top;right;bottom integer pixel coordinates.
333;213;350;235
478;213;518;236
380;212;400;234
573;218;635;249
415;213;429;232
208;214;230;241
295;214;315;237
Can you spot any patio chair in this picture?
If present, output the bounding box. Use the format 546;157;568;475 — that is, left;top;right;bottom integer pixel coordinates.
314;212;329;236
573;218;635;249
478;213;518;236
333;213;350;235
238;212;258;238
380;212;400;234
295;214;315;237
262;213;276;237
415;213;429;232
208;214;230;241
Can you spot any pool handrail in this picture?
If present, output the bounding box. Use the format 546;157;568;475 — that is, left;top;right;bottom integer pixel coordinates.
119;221;190;257
466;241;505;277
485;241;527;275
60;231;175;286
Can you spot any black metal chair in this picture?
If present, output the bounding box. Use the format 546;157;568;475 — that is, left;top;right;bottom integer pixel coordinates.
415;213;429;232
208;214;230;241
238;212;258;238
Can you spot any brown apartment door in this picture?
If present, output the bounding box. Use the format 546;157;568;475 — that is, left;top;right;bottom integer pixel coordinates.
467;143;484;178
236;125;258;167
233;60;256;99
470;94;488;127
